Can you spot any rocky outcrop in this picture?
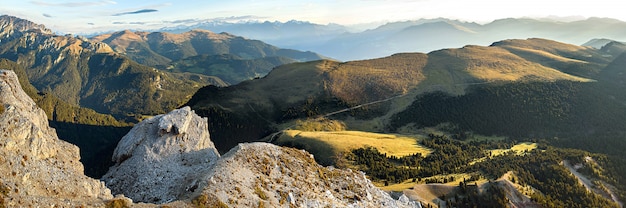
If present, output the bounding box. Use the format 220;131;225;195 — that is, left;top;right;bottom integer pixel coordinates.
189;142;420;208
0;70;113;206
102;106;220;204
102;106;419;207
0;68;418;207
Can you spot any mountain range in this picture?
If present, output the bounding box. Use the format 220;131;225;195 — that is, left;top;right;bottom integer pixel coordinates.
3;14;626;207
90;29;326;85
0;15;325;116
160;17;626;61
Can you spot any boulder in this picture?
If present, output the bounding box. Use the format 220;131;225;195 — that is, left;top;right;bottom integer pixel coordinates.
102;106;220;204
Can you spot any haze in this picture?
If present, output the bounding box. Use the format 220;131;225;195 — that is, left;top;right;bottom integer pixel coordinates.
1;0;625;34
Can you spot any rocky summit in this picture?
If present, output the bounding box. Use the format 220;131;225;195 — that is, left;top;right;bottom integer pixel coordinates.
102;106;220;204
0;69;113;206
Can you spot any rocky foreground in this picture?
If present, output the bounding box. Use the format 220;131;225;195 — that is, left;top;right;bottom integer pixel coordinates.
0;69;114;207
0;69;420;207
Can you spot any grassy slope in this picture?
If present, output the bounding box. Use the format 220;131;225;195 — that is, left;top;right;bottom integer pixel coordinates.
189;38;601;152
274;130;432;165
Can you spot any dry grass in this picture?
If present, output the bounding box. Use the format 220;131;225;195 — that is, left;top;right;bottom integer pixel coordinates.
490;142;538;157
327;53;427;105
375;173;479;192
403;184;458;207
375;180;417;192
278;130;432;158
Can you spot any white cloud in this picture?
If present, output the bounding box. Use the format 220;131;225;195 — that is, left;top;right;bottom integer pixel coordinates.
30;0;117;7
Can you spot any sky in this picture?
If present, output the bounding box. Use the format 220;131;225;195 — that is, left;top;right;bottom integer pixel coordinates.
1;0;625;34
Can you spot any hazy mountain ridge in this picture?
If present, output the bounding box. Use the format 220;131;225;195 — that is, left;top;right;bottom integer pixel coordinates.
159;19;351;52
161;17;626;61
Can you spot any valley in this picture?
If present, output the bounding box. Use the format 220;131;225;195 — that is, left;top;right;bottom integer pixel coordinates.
2;13;626;207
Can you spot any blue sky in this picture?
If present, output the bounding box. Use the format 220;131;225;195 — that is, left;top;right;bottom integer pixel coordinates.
1;0;625;34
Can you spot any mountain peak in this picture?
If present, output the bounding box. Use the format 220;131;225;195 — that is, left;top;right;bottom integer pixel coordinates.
0;15;53;36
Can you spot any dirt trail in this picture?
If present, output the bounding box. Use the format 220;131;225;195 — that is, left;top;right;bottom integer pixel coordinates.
563;160;623;207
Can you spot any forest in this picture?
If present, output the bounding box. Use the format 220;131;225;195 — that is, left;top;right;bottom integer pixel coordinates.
345;134;619;208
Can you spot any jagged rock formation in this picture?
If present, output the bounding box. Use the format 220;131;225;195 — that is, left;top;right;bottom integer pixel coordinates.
102;106;220;204
189;142;420;208
0;70;113;206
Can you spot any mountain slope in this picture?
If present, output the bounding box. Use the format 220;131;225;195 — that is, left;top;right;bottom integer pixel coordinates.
91;29;327;84
0;15;219;116
186;38;602;151
167;54;297;85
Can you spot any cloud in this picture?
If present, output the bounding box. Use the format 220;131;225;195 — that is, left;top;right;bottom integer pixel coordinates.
113;9;158;16
42;13;53;18
111;21;147;25
87;23;95;25
30;0;116;7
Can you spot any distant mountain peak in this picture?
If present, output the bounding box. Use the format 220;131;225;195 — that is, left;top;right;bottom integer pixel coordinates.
0;15;53;37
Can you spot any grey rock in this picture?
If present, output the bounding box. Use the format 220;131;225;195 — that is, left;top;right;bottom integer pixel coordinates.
0;69;113;207
191;142;418;208
102;106;220;204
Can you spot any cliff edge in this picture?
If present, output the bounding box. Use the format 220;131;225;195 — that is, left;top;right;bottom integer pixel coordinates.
0;69;113;207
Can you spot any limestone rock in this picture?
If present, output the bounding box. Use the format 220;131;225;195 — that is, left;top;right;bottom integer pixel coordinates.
102;106;220;204
188;142;421;208
0;69;113;207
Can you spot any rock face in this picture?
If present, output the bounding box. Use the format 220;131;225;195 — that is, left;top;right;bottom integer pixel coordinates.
0;70;113;206
189;142;419;207
102;106;220;204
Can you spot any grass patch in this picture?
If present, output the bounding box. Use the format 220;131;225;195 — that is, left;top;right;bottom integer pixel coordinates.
192;194;228;208
105;198;130;208
294;118;346;131
376;179;418;192
490;142;538;157
254;186;268;200
276;130;431;164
